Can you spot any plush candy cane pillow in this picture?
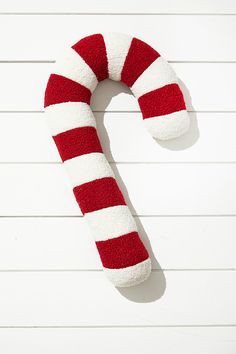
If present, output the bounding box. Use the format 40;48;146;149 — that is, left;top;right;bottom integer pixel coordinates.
44;33;190;287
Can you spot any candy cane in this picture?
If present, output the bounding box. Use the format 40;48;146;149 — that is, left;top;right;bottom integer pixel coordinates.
44;33;190;287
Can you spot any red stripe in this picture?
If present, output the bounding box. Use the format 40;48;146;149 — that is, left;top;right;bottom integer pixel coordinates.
53;126;103;162
44;74;91;108
138;83;186;118
73;177;126;214
121;37;160;87
96;231;149;269
72;34;108;82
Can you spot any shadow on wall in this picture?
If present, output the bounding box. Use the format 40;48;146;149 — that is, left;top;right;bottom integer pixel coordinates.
91;77;198;303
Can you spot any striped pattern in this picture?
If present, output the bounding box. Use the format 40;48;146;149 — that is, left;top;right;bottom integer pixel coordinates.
44;33;189;287
53;126;103;161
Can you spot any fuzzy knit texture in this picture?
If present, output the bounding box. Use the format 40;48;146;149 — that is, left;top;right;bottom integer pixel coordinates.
44;33;190;287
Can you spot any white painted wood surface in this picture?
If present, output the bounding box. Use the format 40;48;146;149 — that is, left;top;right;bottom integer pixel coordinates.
1;0;236;14
0;270;236;327
1;63;236;111
1;164;236;216
0;217;235;270
0;1;235;353
0;112;235;162
0;328;236;354
0;271;235;326
0;15;235;61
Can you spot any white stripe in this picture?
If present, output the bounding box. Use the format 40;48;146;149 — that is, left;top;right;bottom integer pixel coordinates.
103;32;132;81
104;258;151;287
64;152;114;187
53;47;98;92
144;110;190;140
84;205;138;241
45;102;96;136
131;56;178;99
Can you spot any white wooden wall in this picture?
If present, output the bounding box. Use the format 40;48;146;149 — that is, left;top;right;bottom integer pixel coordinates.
0;1;236;353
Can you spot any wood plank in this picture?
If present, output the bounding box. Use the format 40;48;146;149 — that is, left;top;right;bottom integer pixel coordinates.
0;270;235;325
0;112;236;163
0;15;235;61
0;216;235;270
0;63;236;111
0;164;236;216
1;0;236;14
0;327;235;354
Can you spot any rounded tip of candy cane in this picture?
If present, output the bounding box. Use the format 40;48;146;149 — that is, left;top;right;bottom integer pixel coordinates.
144;109;190;141
103;258;152;287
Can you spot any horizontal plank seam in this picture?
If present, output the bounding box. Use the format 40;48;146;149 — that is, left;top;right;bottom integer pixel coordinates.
1;214;236;218
0;110;236;114
0;269;234;272
1;60;236;63
1;162;236;165
0;13;236;16
0;324;235;329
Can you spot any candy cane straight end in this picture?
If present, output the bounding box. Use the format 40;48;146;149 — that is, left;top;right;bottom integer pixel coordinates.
104;258;152;288
44;32;190;287
144;109;190;141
